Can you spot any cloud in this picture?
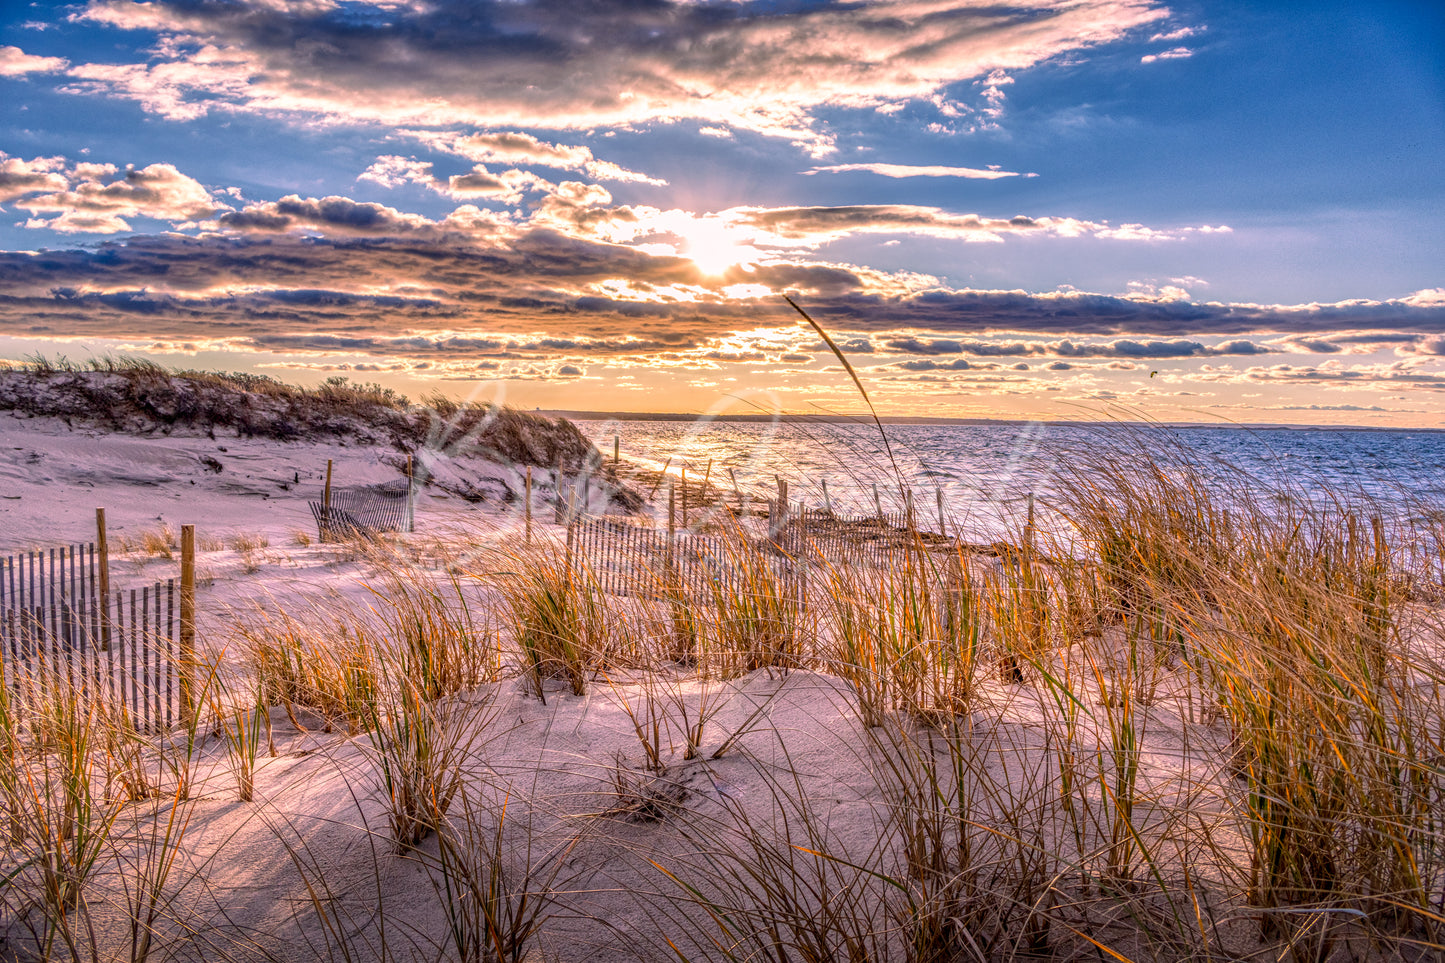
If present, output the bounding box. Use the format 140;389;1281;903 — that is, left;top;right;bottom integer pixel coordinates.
408;131;666;186
803;163;1027;180
728;205;1205;246
356;156;436;191
1141;47;1193;64
1149;26;1202;43
15;162;221;233
214;195;437;236
1199;360;1445;392
0;154;69;203
893;358;975;371
0;45;68;76
880;336;1274;359
358;155;555;204
60;46;255;122
4;228;1445;377
71;0;1169;148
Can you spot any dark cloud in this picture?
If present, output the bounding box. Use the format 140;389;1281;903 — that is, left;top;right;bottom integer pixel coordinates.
1239;363;1445;390
893;358;973;371
216;195;432;235
3;232;1444;373
74;0;1168;148
883;335;1277;359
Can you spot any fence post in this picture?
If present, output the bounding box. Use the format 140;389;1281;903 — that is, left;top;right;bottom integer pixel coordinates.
905;489;915;532
96;508;110;647
614;435;620;468
822;476;831;515
667;482;676;574
525;467;533;545
771;477;789;542
1025;492;1036;555
405;454;416;532
873;483;881;519
179;524;196;724
681;466;689;530
323;459;333;513
728;468;744;511
565;514;575;576
936;487;945;537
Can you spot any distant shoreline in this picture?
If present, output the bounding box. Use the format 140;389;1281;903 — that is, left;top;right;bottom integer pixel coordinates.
538;410;1444;433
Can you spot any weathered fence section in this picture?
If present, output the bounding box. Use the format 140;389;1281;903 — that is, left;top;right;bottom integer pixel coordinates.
569;516;804;604
0;542;100;617
311;479;416;541
768;507;923;568
1;543;179;734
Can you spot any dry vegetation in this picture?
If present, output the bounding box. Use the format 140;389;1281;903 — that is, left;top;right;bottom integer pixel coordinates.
1;434;1443;962
0;356;599;471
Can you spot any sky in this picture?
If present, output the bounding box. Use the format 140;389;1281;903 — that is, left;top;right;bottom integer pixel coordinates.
0;0;1442;425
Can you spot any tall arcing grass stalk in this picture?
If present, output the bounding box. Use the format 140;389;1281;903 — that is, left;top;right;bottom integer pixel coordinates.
0;658;24;846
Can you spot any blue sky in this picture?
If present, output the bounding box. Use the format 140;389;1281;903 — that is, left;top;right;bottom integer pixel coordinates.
1;0;1442;423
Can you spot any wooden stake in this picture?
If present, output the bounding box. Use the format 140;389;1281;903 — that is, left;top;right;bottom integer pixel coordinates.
681;466;689;529
872;483;881;518
525;466;533;544
936;487;945;536
179;524;196;724
728;467;744;509
667;483;676;569
614;435;620;467
323;459;333;513
95;508;110;645
404;453;416;532
821;476;831;515
1025;492;1036;554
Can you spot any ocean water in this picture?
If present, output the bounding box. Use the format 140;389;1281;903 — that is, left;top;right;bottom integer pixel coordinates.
577;418;1445;541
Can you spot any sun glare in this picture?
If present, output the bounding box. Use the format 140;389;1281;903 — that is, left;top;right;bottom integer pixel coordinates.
679;220;755;275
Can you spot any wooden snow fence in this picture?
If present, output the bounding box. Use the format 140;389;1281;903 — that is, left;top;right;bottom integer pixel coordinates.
310;479;415;542
767;506;923;569
567;516;805;605
0;543;179;734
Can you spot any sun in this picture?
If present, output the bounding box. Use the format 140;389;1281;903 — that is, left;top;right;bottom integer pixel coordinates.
679;219;755;275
